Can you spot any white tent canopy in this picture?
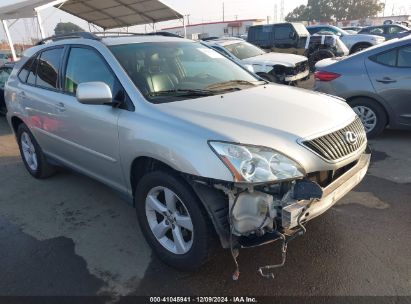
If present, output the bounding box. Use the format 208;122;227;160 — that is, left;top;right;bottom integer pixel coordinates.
58;0;183;30
0;0;55;19
0;0;183;60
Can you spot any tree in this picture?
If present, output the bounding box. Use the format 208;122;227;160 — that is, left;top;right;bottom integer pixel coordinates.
54;22;84;35
285;5;309;22
285;0;384;22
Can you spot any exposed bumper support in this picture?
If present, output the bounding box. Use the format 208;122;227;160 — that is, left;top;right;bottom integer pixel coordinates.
282;152;370;229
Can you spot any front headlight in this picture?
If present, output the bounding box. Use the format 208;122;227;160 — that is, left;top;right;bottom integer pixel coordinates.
209;141;305;183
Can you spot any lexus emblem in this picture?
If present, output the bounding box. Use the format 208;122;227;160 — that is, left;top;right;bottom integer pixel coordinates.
345;131;358;145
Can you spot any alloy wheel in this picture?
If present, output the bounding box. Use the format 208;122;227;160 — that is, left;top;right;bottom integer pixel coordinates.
145;186;194;254
21;132;38;171
353;106;377;133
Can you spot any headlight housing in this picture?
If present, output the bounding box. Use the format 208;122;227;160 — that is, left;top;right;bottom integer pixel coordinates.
209;141;305;183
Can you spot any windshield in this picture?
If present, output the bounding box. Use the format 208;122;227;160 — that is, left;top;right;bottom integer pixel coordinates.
223;42;265;60
110;42;261;104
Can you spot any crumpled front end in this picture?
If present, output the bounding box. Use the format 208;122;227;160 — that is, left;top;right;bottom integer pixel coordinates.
189;116;370;279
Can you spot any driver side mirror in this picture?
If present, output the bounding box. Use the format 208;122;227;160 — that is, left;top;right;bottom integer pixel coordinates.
76;82;113;105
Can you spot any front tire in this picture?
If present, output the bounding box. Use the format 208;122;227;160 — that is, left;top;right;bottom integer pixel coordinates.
17;123;56;178
135;171;214;271
350;98;387;138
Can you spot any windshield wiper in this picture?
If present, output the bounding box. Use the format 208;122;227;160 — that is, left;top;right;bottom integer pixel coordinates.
148;89;215;97
205;80;264;90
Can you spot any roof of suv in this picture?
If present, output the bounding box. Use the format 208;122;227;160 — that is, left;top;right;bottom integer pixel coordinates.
101;35;190;46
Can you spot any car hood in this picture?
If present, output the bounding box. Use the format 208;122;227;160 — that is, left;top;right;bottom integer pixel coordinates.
343;33;384;41
156;84;356;144
242;52;307;67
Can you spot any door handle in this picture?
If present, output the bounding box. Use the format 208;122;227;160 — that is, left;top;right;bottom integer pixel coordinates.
55;102;66;112
376;77;397;84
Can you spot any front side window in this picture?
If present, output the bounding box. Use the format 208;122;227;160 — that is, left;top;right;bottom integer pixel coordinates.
37;48;63;89
64;47;115;94
224;42;265;60
110;42;261;104
275;26;293;39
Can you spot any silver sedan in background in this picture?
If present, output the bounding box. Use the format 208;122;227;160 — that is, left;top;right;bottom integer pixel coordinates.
314;36;411;138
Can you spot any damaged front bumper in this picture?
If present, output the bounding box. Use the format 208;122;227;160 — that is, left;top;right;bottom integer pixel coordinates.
230;151;370;240
284;69;310;82
282;152;370;229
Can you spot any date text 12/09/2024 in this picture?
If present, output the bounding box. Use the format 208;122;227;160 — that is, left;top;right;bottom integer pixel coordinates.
149;297;258;303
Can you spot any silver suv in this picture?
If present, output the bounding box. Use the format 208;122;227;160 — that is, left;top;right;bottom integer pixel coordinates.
5;33;370;275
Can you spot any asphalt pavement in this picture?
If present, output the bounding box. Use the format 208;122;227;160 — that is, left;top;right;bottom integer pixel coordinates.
0;83;410;300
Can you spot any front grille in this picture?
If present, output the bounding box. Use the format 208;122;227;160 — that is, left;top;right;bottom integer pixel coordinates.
295;61;308;73
302;117;366;162
285;61;308;76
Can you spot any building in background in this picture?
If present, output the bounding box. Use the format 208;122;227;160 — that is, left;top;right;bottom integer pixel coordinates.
162;19;264;39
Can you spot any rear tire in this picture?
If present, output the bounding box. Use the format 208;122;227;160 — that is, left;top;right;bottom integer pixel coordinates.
350;98;387;138
135;170;214;271
17;123;56;178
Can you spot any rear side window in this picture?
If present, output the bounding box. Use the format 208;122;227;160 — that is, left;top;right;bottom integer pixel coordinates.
389;26;407;34
18;56;35;83
398;46;411;67
372;49;397;66
36;48;63;89
372;45;411;67
64;47;115;94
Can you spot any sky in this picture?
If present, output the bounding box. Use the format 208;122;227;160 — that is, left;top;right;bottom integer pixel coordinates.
1;0;411;43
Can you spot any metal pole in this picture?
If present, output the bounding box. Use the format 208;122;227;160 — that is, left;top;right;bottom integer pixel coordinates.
2;20;17;61
36;11;46;39
183;16;187;38
223;2;225;22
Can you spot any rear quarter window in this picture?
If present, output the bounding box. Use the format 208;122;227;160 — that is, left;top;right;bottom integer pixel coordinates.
18;56;35;83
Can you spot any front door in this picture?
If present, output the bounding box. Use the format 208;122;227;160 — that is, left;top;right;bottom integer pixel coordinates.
52;46;126;192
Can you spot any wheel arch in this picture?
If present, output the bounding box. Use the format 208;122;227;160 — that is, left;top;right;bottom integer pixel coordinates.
130;155;230;248
346;95;390;125
349;42;372;54
10;116;25;135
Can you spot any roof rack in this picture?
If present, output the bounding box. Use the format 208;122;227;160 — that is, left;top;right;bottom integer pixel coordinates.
92;31;183;38
36;32;101;45
35;31;184;46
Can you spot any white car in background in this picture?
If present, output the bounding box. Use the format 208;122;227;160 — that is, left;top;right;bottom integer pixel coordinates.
307;25;386;53
205;38;309;84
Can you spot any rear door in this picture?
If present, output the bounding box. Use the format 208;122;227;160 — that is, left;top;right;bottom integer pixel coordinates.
50;45;127;191
366;44;411;126
16;47;67;152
